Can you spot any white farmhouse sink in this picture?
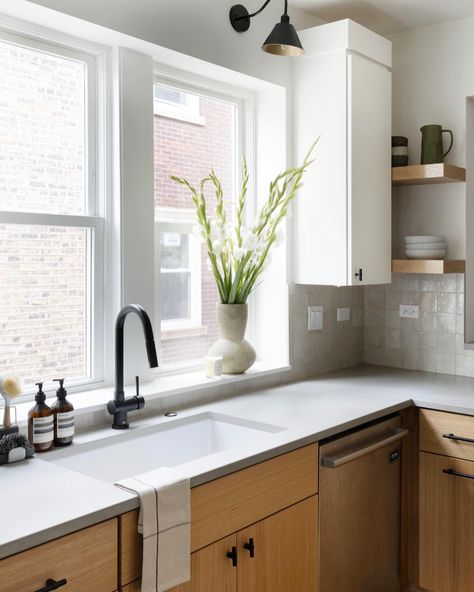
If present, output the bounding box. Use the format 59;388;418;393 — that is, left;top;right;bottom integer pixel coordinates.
46;412;284;482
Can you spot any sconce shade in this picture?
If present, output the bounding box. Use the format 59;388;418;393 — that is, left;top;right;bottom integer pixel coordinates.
262;14;304;56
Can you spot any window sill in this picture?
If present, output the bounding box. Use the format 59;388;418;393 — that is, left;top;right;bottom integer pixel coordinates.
10;362;291;427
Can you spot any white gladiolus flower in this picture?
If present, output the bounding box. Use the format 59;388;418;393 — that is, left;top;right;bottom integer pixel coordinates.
171;138;315;303
193;224;206;243
235;247;245;260
274;227;285;247
242;230;258;250
212;239;223;255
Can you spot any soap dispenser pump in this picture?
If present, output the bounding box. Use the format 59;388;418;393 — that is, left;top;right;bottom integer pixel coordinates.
51;379;75;446
28;382;54;452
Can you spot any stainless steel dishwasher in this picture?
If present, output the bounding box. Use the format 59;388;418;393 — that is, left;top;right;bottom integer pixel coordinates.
319;414;408;592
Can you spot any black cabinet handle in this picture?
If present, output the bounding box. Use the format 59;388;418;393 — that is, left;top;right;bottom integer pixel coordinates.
226;546;238;567
243;537;255;558
443;468;474;480
35;578;67;592
443;432;474;445
355;268;363;282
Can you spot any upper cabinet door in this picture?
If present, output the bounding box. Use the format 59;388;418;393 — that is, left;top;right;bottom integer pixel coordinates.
348;52;392;286
292;20;392;286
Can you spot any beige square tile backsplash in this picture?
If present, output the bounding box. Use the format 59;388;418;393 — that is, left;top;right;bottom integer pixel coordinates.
290;284;365;377
363;274;474;377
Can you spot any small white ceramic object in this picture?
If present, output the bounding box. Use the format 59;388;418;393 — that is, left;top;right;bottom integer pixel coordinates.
206;356;223;378
404;235;445;244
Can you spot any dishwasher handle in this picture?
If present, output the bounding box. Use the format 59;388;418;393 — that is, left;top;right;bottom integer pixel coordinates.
321;428;409;469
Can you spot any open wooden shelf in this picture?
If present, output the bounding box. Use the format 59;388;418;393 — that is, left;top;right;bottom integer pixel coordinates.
392;163;466;186
392;259;465;274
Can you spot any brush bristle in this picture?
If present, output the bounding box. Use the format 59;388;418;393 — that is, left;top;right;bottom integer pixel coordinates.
2;377;22;398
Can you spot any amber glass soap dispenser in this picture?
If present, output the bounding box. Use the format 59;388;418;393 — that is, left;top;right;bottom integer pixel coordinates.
51;378;75;446
28;382;54;452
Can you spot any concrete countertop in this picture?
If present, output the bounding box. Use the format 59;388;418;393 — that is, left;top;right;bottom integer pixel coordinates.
2;364;474;560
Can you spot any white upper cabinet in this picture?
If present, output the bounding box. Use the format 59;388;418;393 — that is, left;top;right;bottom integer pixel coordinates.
293;20;392;286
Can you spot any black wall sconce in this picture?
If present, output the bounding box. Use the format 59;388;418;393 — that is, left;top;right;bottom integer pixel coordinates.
229;0;304;56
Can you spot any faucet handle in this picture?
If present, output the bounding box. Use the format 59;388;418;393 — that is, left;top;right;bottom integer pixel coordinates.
135;376;145;411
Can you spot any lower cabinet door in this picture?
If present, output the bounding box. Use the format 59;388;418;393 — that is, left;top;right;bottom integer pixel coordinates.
419;452;474;592
0;519;118;592
169;534;237;592
236;496;318;592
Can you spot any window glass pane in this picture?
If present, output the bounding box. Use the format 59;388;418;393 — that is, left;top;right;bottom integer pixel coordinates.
154;85;186;105
154;82;236;367
0;224;89;386
161;233;189;269
0;40;86;215
160;272;191;321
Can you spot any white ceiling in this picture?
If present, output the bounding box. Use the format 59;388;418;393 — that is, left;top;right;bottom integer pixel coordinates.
290;0;474;34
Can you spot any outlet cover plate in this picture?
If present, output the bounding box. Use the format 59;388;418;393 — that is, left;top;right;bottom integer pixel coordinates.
399;304;419;319
308;305;323;331
337;307;351;322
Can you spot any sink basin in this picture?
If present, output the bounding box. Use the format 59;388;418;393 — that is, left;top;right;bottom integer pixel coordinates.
46;412;285;482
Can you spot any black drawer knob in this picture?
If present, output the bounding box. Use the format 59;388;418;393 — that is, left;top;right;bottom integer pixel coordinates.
243;537;255;558
226;546;238;567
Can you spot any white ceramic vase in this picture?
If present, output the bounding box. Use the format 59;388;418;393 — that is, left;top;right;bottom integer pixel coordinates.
208;303;256;374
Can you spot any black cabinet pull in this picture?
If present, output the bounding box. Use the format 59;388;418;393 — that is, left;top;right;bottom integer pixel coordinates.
226;546;238;567
35;578;67;592
243;537;255;558
355;268;363;282
443;432;474;445
443;468;474;480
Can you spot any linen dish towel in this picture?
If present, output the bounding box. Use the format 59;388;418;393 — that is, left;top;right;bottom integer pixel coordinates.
116;467;190;592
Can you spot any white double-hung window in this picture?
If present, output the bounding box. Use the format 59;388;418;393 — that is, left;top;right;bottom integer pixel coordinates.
0;30;105;391
153;76;248;369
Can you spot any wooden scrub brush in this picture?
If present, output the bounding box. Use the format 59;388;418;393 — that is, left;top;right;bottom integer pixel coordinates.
0;375;22;430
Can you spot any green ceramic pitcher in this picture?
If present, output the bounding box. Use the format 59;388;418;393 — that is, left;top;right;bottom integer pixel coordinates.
420;124;453;164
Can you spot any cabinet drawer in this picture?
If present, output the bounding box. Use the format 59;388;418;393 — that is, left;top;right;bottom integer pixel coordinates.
0;519;118;592
119;444;318;586
420;409;474;461
419;452;474;591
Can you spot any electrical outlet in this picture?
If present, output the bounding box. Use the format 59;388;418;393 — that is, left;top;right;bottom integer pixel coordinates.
337;307;350;322
399;304;419;319
308;305;323;331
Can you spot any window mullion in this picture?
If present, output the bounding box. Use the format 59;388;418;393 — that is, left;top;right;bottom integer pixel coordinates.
0;211;103;230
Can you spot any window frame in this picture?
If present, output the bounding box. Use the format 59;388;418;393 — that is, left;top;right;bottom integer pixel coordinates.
155;218;202;331
153;83;205;125
0;27;109;395
152;69;256;371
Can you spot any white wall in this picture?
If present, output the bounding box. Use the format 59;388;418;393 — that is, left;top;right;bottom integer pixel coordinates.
28;0;323;88
389;17;473;259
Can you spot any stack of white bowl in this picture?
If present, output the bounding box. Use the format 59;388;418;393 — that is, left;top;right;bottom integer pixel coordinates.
404;236;446;259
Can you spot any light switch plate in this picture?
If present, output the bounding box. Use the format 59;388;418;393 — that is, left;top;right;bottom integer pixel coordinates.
399;304;419;319
308;305;323;331
337;307;350;322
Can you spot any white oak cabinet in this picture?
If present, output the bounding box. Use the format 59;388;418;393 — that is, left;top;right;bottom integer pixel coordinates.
119;445;319;592
293;19;392;286
419;409;474;592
